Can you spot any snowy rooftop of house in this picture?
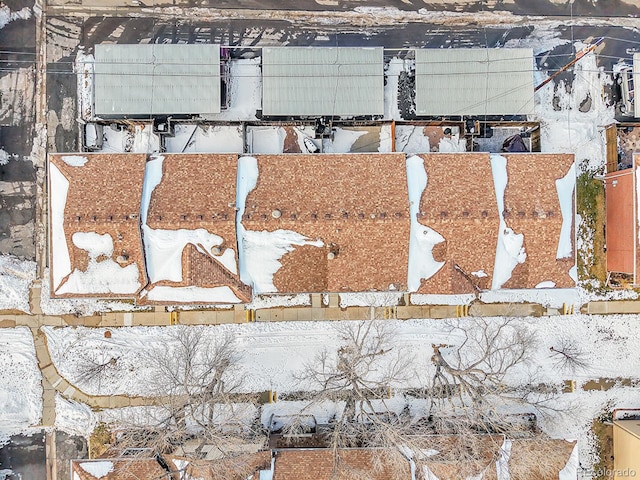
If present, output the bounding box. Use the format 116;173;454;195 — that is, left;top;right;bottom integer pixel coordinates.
414;48;535;116
166;453;271;479
94;44;221;116
240;153;410;293
270;438;577;479
414;153;575;294
261;47;384;117
48;154;148;298
272;449;410;479
141;154;249;304
71;458;167;480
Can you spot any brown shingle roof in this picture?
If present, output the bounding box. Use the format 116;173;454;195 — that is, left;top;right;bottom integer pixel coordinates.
267;437;576;480
71;458;169;480
243;154;411;292
49;153;147;298
166;452;271;480
416;154;499;294
502;153;575;288
272;449;411;480
415;153;575;294
143;153;248;303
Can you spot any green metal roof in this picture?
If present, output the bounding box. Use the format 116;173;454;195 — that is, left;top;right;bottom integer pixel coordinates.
633;53;640;118
94;44;220;116
414;48;535;116
261;47;384;117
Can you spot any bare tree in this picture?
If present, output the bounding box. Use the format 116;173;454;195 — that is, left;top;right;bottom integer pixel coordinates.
112;328;264;463
549;336;590;373
428;317;561;436
75;345;121;391
291;321;419;477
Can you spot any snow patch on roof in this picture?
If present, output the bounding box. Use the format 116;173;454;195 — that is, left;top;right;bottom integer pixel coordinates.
495;438;512;480
56;255;141;296
406;155;445;291
237;155;258;286
490;154;526;289
558;443;579;480
143;228;229;283
241;229;323;294
72;232;113;258
140;155;164;224
79;461;114;479
50;163;72;292
40;269;144;316
146;285;241;304
61;155;88;167
556;163;576;260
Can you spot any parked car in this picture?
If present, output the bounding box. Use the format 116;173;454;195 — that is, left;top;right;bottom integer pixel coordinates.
615;64;635;116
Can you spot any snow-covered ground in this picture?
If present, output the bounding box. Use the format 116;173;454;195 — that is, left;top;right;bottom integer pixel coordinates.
164;125;244;153
41;314;640;467
0;4;31;30
0;328;42;443
0;255;35;313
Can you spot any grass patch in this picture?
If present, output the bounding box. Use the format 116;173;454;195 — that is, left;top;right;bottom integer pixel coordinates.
89;422;112;459
590;407;614;480
576;170;607;290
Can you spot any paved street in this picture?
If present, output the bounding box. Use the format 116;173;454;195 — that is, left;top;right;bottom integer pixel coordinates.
0;0;37;259
45;0;640;17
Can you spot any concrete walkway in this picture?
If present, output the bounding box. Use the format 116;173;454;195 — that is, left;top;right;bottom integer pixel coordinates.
31;325;154;426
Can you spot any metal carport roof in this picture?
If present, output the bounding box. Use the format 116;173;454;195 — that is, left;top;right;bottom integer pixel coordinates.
633;53;640;118
94;44;221;116
261;47;384;117
414;48;535;116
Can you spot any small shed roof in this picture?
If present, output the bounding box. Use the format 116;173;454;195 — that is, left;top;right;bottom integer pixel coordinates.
615;419;640;439
261;47;384;117
414;48;535;116
605;157;640;281
94;44;221;116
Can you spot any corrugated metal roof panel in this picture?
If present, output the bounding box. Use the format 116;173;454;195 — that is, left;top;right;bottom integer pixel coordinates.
633;53;640;118
94;44;221;116
262;47;384;117
415;48;535;116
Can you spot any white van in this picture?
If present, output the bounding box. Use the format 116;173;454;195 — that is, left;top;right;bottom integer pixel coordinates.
615;64;635;116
